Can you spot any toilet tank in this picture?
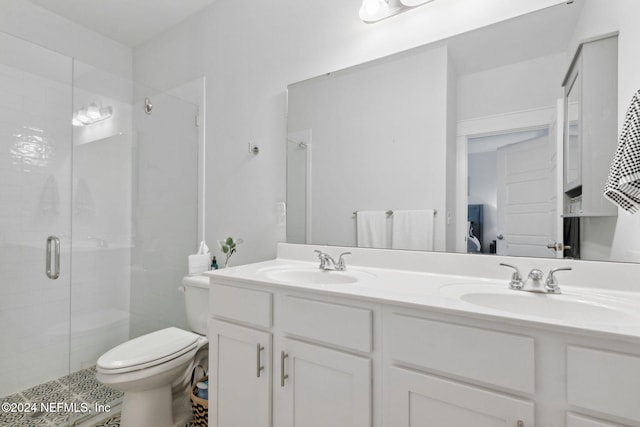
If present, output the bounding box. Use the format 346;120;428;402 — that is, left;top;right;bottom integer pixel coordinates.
181;275;210;335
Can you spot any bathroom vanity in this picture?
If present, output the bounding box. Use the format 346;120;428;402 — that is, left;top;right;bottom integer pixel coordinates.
206;244;640;427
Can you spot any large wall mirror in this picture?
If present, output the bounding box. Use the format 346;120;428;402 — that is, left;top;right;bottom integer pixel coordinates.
287;0;634;263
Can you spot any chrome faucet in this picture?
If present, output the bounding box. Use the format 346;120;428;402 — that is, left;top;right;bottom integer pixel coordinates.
544;267;572;294
314;250;351;271
499;263;572;294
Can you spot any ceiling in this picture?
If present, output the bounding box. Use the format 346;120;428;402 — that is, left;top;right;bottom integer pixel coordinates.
28;0;219;47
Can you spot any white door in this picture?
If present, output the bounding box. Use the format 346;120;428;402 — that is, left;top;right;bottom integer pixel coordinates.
384;366;534;426
276;338;372;427
209;319;272;427
496;133;558;258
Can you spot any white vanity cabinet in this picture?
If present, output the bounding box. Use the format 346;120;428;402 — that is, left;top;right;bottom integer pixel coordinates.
208;284;274;427
274;294;376;427
208;272;640;427
385;367;534;426
382;305;640;427
209;280;379;427
383;308;535;426
276;338;372;427
209;319;272;427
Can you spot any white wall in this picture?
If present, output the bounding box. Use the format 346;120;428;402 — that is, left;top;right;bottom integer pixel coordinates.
567;0;640;262
132;0;565;264
458;54;566;121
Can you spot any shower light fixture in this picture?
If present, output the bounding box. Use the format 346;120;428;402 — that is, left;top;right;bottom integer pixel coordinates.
359;0;436;23
72;102;113;127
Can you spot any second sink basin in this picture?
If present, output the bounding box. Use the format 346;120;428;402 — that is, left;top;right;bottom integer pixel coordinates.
440;283;640;325
257;265;374;285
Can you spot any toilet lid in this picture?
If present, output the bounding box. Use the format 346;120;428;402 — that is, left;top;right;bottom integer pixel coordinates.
97;327;200;371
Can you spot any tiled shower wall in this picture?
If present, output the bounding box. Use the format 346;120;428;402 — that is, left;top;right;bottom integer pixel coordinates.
0;33;131;397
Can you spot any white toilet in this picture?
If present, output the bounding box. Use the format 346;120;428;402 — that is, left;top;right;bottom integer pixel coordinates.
96;275;210;427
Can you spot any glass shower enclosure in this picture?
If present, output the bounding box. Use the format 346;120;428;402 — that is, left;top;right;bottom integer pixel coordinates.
0;31;199;426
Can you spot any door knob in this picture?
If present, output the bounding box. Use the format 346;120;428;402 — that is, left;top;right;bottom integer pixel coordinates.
547;242;571;252
497;234;504;240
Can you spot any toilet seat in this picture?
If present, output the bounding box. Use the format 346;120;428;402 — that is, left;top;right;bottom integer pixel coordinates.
97;327;200;374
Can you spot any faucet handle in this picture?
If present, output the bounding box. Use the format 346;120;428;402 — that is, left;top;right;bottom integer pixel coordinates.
499;263;523;290
337;252;351;270
544;267;572;293
314;250;328;269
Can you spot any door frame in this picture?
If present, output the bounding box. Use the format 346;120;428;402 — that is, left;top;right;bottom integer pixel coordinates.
456;105;560;254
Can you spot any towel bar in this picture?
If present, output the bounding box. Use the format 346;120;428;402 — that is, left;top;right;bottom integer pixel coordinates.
352;209;437;217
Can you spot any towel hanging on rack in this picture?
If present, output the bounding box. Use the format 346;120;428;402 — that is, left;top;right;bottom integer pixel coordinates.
391;209;435;251
604;89;640;213
355;211;389;249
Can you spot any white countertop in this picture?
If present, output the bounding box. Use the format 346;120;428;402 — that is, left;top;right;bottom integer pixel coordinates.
205;257;640;343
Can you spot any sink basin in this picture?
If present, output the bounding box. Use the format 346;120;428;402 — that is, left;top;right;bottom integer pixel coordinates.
440;283;639;324
257;266;373;285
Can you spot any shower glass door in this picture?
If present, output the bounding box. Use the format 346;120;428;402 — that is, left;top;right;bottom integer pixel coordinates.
1;32;200;427
0;31;73;423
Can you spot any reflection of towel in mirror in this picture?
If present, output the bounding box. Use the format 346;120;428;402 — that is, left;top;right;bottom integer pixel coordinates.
39;175;60;215
391;210;435;251
74;178;95;215
604;89;640;213
356;211;388;248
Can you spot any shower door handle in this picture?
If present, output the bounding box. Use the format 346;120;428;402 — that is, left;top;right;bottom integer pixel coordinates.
46;236;60;280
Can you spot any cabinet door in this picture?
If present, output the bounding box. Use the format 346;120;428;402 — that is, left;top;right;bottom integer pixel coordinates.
209;319;272;427
384;366;534;427
276;338;372;427
566;413;629;427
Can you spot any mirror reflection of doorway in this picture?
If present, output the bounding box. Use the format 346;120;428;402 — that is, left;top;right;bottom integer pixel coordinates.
467;128;560;258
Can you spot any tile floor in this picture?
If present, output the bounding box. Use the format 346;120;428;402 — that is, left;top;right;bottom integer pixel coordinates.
87;413;194;427
0;367;123;427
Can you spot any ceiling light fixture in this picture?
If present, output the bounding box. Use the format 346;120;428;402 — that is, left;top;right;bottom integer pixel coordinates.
359;0;436;23
72;102;113;127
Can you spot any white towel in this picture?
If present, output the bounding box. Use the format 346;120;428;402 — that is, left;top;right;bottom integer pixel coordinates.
604;90;640;213
356;211;388;248
392;209;435;251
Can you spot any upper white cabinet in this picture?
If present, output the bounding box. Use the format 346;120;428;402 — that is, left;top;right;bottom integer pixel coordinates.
563;35;618;217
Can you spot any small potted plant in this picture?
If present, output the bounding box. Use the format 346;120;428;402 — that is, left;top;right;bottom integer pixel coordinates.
218;237;243;268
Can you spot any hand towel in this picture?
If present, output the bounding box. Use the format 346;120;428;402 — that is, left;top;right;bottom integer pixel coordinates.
391;209;435;251
604;90;640;213
39;175;60;215
356;211;388;248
